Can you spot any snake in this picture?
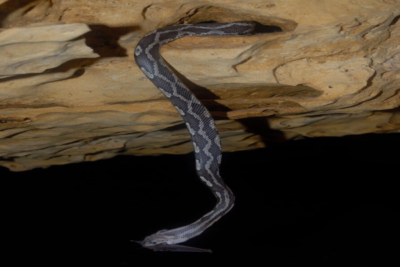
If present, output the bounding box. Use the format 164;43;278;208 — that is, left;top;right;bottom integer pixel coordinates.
133;21;255;252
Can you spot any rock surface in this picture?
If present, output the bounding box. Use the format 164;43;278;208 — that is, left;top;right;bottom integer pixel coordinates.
0;0;399;171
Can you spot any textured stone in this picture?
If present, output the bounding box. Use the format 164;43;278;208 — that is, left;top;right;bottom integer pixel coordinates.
0;0;400;171
0;23;98;77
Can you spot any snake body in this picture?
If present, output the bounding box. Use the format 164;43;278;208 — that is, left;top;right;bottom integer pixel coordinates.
134;22;255;251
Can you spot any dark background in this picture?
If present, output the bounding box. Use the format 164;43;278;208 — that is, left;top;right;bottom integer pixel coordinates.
2;133;399;264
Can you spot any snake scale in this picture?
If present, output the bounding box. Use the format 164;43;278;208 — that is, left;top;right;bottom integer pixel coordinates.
133;22;255;252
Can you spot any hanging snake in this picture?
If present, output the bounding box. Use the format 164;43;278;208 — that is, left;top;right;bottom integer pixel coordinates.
133;21;255;252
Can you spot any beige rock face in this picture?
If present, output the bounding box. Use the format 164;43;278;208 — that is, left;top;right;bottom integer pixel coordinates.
0;0;399;171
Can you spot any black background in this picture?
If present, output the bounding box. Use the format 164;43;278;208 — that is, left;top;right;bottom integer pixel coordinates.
2;133;399;264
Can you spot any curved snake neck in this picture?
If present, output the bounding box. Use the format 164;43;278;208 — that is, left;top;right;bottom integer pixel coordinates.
134;22;255;251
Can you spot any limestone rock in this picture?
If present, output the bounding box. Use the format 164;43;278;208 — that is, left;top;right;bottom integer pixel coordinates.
0;0;400;171
0;23;98;77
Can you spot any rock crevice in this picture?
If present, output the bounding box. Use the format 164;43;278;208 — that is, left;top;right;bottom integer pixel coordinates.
0;0;399;171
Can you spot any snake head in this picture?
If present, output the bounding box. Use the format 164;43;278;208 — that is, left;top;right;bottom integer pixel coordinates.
132;240;212;253
132;230;212;253
139;229;174;246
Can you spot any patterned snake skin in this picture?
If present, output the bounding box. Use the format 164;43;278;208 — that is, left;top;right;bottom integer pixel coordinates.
134;22;255;252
